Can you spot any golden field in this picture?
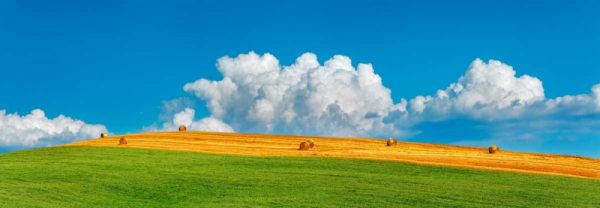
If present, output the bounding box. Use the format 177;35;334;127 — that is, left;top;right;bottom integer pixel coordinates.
68;131;600;179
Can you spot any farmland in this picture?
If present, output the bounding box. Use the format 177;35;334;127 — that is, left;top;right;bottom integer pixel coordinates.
1;146;600;207
2;131;600;207
69;131;600;179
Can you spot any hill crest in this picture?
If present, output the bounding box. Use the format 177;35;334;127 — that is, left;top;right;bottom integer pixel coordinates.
67;131;600;179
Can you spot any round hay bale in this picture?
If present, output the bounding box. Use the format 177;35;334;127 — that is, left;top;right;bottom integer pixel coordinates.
178;125;187;132
386;138;397;146
119;137;128;145
100;133;107;138
306;139;315;148
298;141;310;151
488;145;499;154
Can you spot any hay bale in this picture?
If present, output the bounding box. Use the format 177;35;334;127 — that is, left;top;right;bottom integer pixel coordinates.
119;137;128;145
488;145;499;154
178;125;187;132
306;139;315;148
386;138;397;146
100;133;107;138
298;141;310;151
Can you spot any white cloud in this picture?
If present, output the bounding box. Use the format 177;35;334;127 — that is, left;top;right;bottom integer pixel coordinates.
407;59;545;120
172;108;195;127
191;117;235;132
0;109;107;148
161;108;234;133
178;51;600;147
594;84;600;109
183;52;404;137
539;84;600;116
158;97;195;122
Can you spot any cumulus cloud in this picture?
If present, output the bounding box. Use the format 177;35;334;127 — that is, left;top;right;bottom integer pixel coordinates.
539;84;600;116
177;51;600;154
183;52;404;137
0;109;107;149
161;108;234;132
158;97;195;122
406;59;545;120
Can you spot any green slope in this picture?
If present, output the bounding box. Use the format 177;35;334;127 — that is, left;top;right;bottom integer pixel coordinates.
0;146;599;208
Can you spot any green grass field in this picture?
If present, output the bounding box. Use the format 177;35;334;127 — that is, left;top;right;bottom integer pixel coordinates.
1;146;599;207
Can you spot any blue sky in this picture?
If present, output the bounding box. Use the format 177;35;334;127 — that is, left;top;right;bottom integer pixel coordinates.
1;0;599;156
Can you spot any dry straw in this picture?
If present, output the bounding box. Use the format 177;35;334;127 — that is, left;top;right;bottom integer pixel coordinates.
488;145;499;154
119;137;128;145
178;125;187;132
298;141;311;150
386;138;397;146
306;139;315;148
100;133;107;138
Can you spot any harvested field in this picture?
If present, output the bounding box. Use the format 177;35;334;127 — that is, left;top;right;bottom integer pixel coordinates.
67;131;600;179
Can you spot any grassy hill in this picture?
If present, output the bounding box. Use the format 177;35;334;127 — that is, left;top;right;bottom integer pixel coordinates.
1;146;599;207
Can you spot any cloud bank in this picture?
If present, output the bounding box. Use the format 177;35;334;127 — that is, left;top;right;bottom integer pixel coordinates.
406;59;545;120
175;52;600;135
166;52;600;155
181;52;404;136
405;59;600;122
0;109;107;150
